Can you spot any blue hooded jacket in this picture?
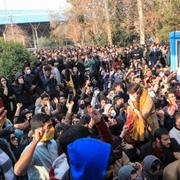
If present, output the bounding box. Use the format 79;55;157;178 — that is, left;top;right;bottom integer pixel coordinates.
67;138;111;180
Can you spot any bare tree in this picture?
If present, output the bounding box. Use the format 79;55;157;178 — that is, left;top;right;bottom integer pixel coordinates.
137;0;145;44
104;0;112;45
4;24;31;46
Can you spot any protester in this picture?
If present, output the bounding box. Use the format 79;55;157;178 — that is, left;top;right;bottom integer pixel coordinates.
0;43;179;180
14;113;58;179
169;112;180;144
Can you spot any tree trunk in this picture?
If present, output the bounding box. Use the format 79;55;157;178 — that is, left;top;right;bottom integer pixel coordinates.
137;0;145;45
104;0;113;45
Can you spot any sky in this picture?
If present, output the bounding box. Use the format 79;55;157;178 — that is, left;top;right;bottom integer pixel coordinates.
0;0;71;11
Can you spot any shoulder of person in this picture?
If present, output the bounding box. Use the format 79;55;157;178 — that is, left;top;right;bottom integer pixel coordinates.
170;138;180;151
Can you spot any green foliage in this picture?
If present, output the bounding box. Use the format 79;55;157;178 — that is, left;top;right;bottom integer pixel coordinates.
38;37;60;49
0;40;36;79
112;27;139;46
95;33;108;46
155;0;180;41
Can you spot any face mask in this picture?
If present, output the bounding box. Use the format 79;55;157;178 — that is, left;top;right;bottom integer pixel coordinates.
159;73;164;78
18;78;24;84
40;127;55;142
110;110;116;118
129;95;136;101
26;69;31;75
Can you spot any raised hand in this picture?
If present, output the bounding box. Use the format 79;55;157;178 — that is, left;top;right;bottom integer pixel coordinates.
66;100;74;109
53;97;59;104
16;103;23;109
33;128;45;143
87;107;102;124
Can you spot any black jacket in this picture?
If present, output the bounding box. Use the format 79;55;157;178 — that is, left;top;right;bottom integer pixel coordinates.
140;138;180;166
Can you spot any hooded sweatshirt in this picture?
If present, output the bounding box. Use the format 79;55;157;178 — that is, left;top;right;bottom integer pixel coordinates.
67;138;111;180
118;164;143;180
142;155;161;180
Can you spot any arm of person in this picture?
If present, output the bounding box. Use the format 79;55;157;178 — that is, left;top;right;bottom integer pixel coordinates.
14;128;44;176
95;118;113;144
88;107;112;144
63;101;74;125
90;89;100;108
14;121;29;130
52;97;60;114
13;103;23;124
0;108;7;128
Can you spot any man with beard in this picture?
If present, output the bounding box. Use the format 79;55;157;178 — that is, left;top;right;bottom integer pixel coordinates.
140;128;180;166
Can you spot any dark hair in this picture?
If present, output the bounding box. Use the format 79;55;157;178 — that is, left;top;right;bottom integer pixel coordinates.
153;128;169;141
43;65;51;72
57;125;90;155
165;91;175;100
48;59;55;66
31;113;51;131
0;76;8;87
113;94;124;103
128;83;141;94
22;62;31;72
40;92;49;99
113;82;122;89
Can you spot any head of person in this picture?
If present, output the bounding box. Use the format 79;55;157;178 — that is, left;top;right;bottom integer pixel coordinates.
67;138;111;180
57;125;90;155
48;59;55;67
132;74;141;84
175;112;180;130
113;82;124;94
59;94;67;105
15;72;24;84
23;63;31;75
142;155;162;179
114;94;124;106
118;164;143;180
145;69;152;78
21;108;33;122
40;92;50;106
0;76;8;87
166;92;176;105
9;133;19;147
128;83;143;101
103;104;116;118
100;97;107;109
43;65;52;78
72;114;82;125
73;66;78;74
31;113;54;142
154;128;171;149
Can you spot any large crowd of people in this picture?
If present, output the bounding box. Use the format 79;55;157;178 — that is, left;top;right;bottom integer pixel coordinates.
0;43;179;180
